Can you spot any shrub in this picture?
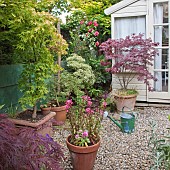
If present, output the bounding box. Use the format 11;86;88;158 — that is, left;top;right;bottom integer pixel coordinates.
0;114;64;170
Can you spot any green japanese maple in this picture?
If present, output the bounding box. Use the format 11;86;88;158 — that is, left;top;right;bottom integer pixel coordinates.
0;0;68;118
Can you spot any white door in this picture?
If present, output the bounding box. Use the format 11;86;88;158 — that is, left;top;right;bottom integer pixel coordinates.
148;0;170;102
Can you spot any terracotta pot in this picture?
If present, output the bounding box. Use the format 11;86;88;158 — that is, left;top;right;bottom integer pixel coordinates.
114;94;137;112
66;135;100;170
51;105;66;125
8;111;56;137
40;106;51;116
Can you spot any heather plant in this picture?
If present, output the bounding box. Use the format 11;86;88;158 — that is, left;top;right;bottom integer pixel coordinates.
66;95;107;147
99;33;159;91
0;114;63;170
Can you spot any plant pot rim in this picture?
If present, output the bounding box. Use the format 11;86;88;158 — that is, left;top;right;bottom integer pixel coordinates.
51;105;66;111
66;135;100;153
114;93;138;99
8;111;56;128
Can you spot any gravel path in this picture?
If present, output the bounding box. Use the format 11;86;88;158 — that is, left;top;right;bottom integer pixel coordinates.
53;107;170;170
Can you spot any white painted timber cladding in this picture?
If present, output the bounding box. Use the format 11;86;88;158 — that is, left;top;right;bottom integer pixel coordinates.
110;0;148;102
113;0;147;17
112;74;147;101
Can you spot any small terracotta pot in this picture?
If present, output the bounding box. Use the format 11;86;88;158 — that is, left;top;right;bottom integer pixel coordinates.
40;106;51;116
66;135;100;170
51;105;66;125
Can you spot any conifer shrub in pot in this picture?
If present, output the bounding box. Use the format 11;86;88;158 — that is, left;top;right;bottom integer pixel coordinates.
99;34;159;112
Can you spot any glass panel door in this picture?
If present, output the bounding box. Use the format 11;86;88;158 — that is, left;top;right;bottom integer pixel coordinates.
152;1;169;94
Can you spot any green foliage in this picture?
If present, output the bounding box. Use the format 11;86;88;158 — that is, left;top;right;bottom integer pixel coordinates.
148;121;170;170
61;53;96;97
67;0;121;41
5;103;19;118
0;0;68;117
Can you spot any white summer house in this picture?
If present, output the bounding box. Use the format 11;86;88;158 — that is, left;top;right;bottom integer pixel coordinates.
105;0;170;103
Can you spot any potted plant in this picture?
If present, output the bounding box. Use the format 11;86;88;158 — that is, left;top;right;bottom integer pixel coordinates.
40;103;51;116
99;33;159;112
48;53;96;125
4;0;68;136
65;95;107;170
0;114;64;170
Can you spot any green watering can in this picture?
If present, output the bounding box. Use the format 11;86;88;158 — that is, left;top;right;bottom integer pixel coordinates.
103;107;136;133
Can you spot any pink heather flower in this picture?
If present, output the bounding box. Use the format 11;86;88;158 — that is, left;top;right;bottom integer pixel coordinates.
102;101;107;108
80;20;84;25
86;33;89;37
88;28;93;33
87;21;93;26
75;134;79;139
82;130;88;137
85;108;94;114
95;41;100;46
93;21;98;27
66;99;73;106
87;101;92;106
82;95;91;102
94;31;99;36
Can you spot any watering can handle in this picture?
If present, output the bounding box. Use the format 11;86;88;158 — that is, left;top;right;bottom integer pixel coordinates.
122;106;133;113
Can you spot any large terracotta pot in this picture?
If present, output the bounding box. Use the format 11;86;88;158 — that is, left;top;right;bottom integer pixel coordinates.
8;111;56;137
66;135;100;170
114;94;137;112
51;105;66;125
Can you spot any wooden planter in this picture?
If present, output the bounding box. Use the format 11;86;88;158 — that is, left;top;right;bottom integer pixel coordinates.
8;110;56;137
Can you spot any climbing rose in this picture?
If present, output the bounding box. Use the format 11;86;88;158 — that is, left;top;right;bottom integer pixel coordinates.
94;31;99;36
95;41;100;46
93;21;98;27
80;20;84;25
87;21;93;26
88;28;93;33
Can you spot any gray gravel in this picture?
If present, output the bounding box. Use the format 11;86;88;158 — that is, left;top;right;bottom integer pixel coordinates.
53;107;170;170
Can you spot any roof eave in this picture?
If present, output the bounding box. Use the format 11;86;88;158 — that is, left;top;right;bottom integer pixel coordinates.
104;0;139;15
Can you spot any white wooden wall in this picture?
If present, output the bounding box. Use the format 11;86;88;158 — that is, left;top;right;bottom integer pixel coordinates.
111;0;148;102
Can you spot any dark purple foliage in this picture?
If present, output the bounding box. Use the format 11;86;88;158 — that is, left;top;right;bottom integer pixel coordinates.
0;114;64;170
99;34;159;91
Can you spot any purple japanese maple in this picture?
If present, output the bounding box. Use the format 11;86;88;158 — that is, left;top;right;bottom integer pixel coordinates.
0;114;64;170
99;33;159;91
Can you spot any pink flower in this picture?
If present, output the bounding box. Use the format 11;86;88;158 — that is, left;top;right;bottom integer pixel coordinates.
82;130;88;137
75;134;79;139
66;99;73;105
95;41;100;46
88;28;93;33
93;21;98;27
102;101;107;108
85;108;94;114
94;31;99;36
87;101;92;106
80;20;84;25
87;21;93;26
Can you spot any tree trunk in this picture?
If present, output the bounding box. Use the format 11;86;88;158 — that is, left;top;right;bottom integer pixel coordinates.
32;104;37;119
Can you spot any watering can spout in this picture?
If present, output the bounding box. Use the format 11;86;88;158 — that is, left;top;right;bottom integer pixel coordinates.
103;111;123;130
